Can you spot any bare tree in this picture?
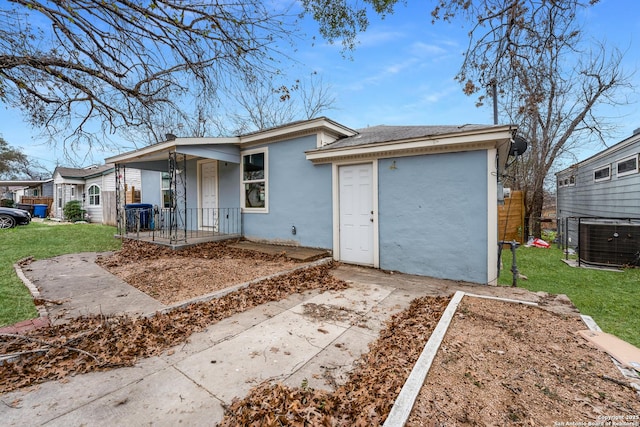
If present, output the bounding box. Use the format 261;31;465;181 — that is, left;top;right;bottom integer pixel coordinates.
222;72;336;134
430;0;631;237
0;0;295;153
301;0;632;237
0;136;48;179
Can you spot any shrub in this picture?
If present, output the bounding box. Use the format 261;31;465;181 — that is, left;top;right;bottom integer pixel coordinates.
63;200;86;222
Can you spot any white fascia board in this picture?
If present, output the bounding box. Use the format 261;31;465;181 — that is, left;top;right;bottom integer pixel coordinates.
239;117;356;146
306;129;514;163
105;141;178;163
55;178;85;185
105;137;240;164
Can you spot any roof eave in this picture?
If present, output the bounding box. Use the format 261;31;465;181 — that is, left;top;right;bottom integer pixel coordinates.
306;126;516;163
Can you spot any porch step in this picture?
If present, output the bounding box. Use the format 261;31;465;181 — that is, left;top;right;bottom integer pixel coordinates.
228;241;331;262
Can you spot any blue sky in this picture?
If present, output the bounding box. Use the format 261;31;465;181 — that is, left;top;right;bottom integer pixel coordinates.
1;0;639;172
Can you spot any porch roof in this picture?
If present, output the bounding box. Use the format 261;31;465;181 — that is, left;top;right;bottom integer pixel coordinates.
105;117;357;169
105;139;240;170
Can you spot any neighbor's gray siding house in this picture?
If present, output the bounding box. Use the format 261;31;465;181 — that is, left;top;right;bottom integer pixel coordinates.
106;117;515;285
556;129;640;261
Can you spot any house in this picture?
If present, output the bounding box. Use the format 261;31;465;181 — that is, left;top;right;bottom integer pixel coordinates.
0;179;54;215
106;117;516;284
53;164;141;225
556;128;640;266
0;179;53;202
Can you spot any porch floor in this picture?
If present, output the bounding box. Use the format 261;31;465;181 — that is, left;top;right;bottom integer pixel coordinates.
117;232;242;250
228;241;331;262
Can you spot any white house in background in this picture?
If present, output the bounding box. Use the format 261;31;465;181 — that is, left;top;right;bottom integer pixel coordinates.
53;164;141;225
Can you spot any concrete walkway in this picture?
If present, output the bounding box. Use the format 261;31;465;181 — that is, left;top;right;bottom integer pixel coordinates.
2;268;410;426
1;255;572;426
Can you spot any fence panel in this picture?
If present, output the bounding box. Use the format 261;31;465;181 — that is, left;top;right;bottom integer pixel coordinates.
498;190;525;243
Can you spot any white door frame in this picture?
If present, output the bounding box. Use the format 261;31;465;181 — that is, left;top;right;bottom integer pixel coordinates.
332;160;379;267
197;159;219;230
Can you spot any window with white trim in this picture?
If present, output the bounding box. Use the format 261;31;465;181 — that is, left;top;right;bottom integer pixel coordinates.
161;172;172;208
241;148;267;211
87;184;100;206
594;165;611;182
616;154;638;177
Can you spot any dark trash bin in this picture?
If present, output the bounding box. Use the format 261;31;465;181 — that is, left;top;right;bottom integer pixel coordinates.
33;204;48;218
16;203;34;215
125;203;154;230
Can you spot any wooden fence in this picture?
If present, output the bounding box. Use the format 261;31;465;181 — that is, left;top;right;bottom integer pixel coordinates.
19;196;54;216
102;188;140;226
498;190;525;243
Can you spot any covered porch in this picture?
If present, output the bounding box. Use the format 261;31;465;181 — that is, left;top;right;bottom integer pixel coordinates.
106;136;243;248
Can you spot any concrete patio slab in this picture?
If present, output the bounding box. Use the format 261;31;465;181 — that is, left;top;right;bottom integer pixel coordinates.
228;241;330;261
46;365;224;427
21;253;165;324
175;308;347;404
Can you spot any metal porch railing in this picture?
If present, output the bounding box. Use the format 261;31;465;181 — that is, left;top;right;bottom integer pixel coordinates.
121;207;241;244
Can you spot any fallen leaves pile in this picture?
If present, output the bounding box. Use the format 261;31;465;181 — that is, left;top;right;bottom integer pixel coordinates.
96;239;297;266
0;257;347;393
96;240;301;304
218;296;451;426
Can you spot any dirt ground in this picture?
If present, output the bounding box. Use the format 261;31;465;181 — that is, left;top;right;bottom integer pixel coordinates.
3;240;639;424
408;297;640;426
96;240;300;304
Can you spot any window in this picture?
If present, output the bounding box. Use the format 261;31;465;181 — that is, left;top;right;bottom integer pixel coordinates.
241;148;267;211
161;172;172;208
57;187;62;208
71;187;75;197
593;165;611;182
569;175;575;185
616;155;638;177
87;184;100;205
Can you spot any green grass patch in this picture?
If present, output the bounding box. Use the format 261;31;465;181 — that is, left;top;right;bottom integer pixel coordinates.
0;221;121;327
499;246;640;347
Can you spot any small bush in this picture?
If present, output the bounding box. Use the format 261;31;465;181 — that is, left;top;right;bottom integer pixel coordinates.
0;199;14;207
541;229;557;243
63;200;86;222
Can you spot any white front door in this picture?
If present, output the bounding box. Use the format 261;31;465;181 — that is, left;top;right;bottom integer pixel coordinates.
339;163;374;265
200;161;218;229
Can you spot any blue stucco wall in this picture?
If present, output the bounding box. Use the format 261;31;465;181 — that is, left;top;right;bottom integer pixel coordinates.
218;160;240;209
378;151;489;283
242;135;333;248
140;170;162;207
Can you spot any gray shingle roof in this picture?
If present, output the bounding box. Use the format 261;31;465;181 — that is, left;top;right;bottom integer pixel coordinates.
317;124;499;150
55;164;114;179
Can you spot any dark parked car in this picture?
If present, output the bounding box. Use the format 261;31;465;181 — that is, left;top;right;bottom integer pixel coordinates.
0;207;31;229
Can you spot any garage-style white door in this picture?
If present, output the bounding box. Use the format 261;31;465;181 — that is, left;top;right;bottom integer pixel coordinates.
339;163;374;265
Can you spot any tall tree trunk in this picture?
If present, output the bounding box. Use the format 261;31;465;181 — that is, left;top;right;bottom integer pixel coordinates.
529;186;545;238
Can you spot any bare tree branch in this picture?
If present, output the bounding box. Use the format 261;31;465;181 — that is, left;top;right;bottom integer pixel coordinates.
0;0;296;154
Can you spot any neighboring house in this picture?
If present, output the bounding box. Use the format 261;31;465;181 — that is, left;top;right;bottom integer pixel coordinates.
53;165;141;225
106;117;515;285
0;179;53;202
556;128;640;266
